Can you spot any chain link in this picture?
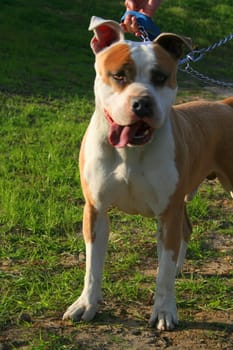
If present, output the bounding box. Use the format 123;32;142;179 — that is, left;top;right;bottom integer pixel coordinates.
179;64;233;88
179;32;233;66
197;32;233;55
178;32;233;87
138;25;151;42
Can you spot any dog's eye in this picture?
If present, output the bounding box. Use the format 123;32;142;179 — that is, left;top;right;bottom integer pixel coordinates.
112;70;127;84
151;70;168;86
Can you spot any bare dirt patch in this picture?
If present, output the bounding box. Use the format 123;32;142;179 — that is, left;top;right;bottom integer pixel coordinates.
1;307;232;350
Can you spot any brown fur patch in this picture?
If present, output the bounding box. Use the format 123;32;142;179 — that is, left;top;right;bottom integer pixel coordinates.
160;196;191;262
160;99;233;261
79;129;97;243
96;43;136;90
173;100;233;193
83;203;98;243
222;96;233;108
153;43;178;89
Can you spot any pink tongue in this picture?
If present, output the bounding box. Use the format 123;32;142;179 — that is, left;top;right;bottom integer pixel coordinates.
108;122;140;148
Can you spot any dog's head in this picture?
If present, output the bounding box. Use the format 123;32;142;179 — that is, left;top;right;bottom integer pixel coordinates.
89;16;192;148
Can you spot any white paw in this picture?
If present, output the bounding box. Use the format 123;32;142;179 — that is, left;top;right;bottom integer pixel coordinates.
149;301;178;331
63;294;99;322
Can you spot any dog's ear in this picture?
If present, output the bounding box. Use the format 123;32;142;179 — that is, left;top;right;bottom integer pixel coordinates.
89;16;124;54
154;33;192;59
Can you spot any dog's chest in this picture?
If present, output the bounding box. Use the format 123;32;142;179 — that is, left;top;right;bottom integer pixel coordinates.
111;159;161;216
83;127;179;216
112;148;178;215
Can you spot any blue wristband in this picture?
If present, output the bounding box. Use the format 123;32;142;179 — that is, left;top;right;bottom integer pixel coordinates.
121;10;160;40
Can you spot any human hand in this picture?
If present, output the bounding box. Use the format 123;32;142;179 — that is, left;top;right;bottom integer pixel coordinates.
121;13;141;36
121;0;162;35
124;0;158;17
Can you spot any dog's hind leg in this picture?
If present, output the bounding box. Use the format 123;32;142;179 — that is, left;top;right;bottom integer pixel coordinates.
216;169;233;200
176;204;192;274
63;203;109;322
176;240;187;275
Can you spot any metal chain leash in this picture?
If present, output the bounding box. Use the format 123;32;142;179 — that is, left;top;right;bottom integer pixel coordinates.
179;32;233;66
178;32;233;87
138;25;151;42
179;64;233;88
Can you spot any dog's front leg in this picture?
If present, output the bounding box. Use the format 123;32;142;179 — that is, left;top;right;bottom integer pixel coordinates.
63;203;109;322
150;205;184;330
150;246;178;330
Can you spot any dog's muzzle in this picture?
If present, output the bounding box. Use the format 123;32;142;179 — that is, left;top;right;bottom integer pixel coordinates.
104;108;154;148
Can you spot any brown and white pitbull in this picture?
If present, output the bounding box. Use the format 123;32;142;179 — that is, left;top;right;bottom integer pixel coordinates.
63;16;233;330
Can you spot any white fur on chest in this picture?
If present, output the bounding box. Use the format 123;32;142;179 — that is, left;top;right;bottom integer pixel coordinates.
83;115;178;216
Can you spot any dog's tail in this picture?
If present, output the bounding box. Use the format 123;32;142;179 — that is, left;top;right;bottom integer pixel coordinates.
222;96;233;108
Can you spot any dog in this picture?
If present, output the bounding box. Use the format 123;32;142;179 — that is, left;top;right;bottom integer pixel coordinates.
63;16;233;330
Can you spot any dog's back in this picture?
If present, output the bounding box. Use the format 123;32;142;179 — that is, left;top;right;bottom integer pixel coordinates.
222;96;233;108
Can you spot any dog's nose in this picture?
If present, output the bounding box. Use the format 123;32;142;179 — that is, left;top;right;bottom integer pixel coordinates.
132;96;153;118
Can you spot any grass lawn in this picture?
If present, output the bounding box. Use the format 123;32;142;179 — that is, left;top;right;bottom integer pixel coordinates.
0;1;232;349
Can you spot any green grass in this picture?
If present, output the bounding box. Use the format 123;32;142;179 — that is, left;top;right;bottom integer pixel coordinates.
0;0;233;348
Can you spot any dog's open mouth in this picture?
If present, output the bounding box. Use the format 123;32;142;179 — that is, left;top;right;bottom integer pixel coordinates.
106;114;154;148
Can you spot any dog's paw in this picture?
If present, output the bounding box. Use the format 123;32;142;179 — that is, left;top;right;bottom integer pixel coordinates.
149;311;178;330
63;296;98;322
149;302;178;330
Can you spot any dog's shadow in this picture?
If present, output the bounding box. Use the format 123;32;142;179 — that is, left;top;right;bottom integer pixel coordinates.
92;307;233;334
180;320;233;333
